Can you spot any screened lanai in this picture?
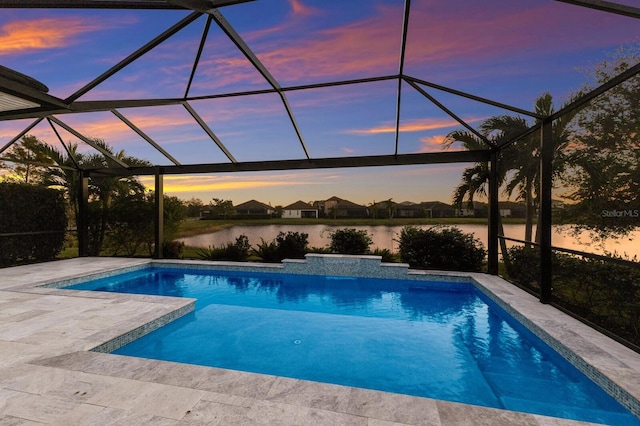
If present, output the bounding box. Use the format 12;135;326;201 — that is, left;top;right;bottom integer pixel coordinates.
1;0;639;343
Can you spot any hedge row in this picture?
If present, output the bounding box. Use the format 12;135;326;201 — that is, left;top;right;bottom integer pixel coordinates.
0;183;67;266
506;246;640;348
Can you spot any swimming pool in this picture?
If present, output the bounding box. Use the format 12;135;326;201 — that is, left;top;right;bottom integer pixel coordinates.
64;265;640;425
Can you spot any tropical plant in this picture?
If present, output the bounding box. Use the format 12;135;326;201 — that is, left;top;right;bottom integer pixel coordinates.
10;137;154;255
252;238;280;262
384;198;395;219
444;92;577;266
443;126;511;265
370;247;398;263
368;201;381;219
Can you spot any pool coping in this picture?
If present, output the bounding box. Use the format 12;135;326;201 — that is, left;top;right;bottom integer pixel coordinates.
2;256;640;425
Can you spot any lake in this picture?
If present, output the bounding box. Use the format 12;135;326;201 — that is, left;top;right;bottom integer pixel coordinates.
179;224;640;259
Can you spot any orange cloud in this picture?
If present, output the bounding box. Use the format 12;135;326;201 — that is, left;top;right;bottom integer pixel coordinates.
139;172;326;193
419;135;447;153
0;18;103;54
289;0;321;17
345;117;476;135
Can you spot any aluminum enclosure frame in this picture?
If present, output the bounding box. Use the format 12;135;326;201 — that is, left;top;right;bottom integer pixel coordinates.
1;0;639;304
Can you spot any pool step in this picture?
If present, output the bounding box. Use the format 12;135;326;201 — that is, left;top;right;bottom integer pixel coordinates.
479;356;563;381
483;371;591;406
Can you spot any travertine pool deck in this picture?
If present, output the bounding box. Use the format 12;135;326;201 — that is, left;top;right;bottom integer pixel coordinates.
1;257;640;425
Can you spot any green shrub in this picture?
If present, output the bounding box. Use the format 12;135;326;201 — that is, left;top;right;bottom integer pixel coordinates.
103;193;186;257
275;231;309;260
397;225;485;272
196;234;250;261
0;183;67;266
507;245;640;347
328;228;373;255
162;240;185;259
504;246;540;291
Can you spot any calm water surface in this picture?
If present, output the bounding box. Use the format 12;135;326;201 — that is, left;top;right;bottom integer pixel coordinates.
179;224;640;258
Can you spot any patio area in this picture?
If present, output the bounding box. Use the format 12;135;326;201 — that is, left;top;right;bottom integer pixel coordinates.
0;258;639;425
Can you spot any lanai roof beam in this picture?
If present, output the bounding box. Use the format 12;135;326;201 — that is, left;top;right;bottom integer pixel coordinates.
394;0;411;156
554;0;640;19
208;9;311;159
111;109;182;166
65;11;202;103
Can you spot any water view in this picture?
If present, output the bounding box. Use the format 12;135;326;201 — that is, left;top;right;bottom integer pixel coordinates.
179;224;640;259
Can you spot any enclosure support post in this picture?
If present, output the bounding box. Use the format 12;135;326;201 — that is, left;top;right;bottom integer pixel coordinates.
77;171;89;257
487;150;499;275
154;169;164;259
539;120;553;303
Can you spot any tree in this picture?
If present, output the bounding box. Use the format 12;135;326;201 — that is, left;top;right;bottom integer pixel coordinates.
446;93;576;246
443;126;512;267
368;201;381;219
105;193;186;256
4;135;153;255
184;198;204;217
561;44;640;240
384;198;396;219
208;198;235;219
482;94;577;243
1;135;54;184
72;139;151;255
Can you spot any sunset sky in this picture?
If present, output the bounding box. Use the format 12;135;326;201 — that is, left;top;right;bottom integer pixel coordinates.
0;0;638;206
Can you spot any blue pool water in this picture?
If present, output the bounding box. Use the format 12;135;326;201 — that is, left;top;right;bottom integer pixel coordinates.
65;267;640;425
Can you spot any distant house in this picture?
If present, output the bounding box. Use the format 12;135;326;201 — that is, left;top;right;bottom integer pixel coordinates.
455;201;488;218
392;201;455;218
315;196;368;218
395;201;416;218
234;200;274;216
498;201;527;218
369;200;400;218
282;201;318;219
420;201;455;218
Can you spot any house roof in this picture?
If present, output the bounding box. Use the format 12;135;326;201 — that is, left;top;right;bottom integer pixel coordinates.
419;201;454;209
283;200;316;210
234;199;272;210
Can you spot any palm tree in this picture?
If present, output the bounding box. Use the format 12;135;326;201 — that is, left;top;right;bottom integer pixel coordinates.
385;198;395;219
484;93;578;243
24;137;151;255
442;130;512;267
448;93;577;249
479;114;536;242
